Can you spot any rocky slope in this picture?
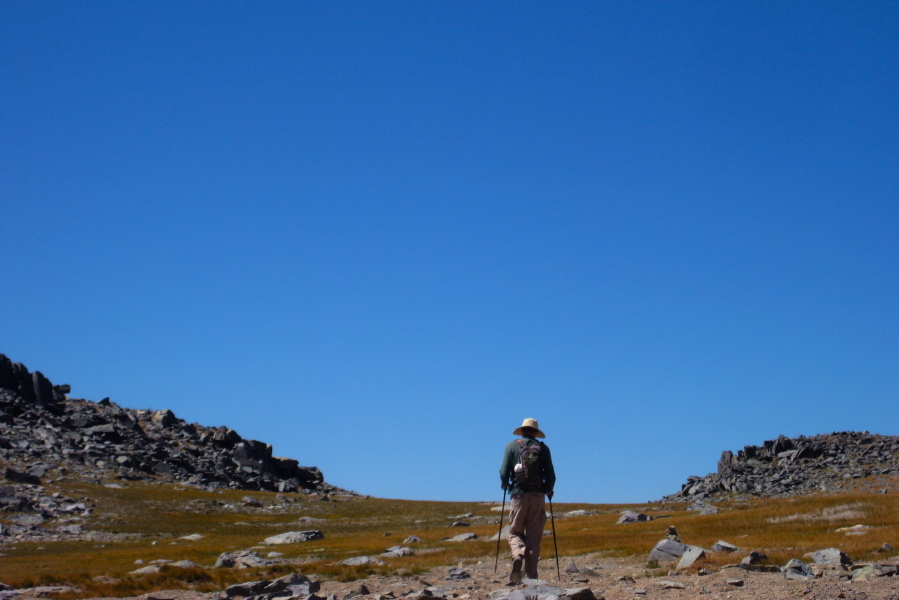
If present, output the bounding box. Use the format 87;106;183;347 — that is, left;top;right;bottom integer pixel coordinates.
0;353;335;495
664;432;899;501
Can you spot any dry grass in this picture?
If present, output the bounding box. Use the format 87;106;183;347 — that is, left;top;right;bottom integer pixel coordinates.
2;477;898;598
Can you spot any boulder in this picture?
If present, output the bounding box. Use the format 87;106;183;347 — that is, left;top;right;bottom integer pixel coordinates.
214;550;272;569
711;540;740;553
811;548;851;566
130;565;162;575
564;588;597;600
648;539;688;564
32;372;54;405
151;409;177;428
617;511;650;524
445;568;470;581
4;468;41;486
782;558;815;581
741;550;768;566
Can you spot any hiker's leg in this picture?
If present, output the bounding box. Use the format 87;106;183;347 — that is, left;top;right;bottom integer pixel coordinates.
523;492;547;579
507;494;527;559
507;494;527;582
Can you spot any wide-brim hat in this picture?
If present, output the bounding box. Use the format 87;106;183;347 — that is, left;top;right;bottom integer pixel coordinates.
513;417;545;438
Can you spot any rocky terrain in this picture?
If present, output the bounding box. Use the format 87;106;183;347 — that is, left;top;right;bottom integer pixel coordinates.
4;551;899;600
2;353;898;600
663;432;899;502
0;353;336;495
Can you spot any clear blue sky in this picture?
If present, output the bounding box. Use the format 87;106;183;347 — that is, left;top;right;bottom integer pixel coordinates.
2;2;896;503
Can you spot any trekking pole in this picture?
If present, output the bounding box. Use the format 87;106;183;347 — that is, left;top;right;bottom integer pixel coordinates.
549;496;560;580
494;487;506;573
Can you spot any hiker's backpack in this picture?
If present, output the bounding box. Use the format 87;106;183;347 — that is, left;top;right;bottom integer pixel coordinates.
514;438;544;492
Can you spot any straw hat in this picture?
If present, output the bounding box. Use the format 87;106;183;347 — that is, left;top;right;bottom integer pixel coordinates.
513;417;545;438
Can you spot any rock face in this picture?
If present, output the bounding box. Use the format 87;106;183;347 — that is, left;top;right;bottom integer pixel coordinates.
0;353;333;494
663;432;899;501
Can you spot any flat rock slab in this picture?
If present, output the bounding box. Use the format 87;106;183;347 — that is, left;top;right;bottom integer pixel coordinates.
676;546;706;570
340;556;385;566
712;540;740;553
263;530;323;544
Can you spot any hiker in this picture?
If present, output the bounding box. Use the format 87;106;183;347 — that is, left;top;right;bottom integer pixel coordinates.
499;417;556;583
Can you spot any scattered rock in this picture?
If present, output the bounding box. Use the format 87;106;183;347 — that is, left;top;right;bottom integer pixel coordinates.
446;568;470;581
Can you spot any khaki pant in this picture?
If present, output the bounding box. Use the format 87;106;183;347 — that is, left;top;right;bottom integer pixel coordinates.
508;491;547;579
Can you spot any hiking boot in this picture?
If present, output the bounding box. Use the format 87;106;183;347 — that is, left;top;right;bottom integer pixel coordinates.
509;557;523;584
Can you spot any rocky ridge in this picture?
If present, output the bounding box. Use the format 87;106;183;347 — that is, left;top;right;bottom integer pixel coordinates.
663;432;899;501
0;353;336;495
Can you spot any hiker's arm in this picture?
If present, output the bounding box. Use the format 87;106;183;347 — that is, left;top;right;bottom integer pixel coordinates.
499;441;515;489
542;443;556;496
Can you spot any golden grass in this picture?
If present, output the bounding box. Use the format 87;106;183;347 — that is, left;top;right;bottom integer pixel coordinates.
1;476;898;598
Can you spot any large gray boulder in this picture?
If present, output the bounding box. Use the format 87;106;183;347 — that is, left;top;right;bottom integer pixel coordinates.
811;548;851;566
648;539;688;563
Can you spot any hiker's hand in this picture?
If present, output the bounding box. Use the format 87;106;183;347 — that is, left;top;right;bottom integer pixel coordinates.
546;491;554;499
501;482;509;491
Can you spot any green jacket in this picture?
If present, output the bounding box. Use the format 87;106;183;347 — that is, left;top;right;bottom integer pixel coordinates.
499;435;556;496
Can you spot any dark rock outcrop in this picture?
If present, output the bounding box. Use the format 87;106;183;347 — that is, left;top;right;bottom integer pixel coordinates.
0;353;335;495
663;432;899;501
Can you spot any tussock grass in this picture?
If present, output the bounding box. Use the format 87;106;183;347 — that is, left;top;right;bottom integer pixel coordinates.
2;478;898;598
